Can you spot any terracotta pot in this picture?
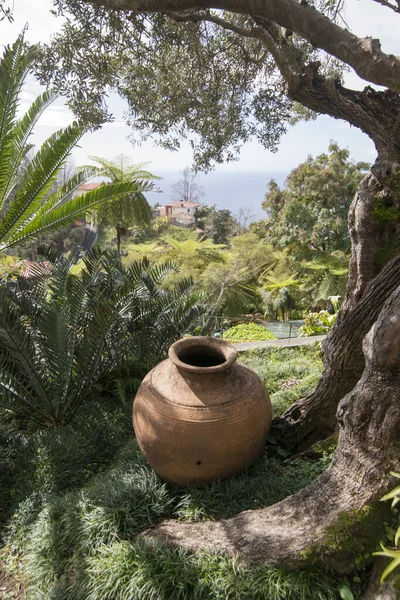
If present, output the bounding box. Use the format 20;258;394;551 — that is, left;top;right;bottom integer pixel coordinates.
133;336;272;485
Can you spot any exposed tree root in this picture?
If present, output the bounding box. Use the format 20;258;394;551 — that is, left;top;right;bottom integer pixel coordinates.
361;560;398;600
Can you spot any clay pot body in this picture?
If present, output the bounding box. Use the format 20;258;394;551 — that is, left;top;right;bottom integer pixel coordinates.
133;337;272;485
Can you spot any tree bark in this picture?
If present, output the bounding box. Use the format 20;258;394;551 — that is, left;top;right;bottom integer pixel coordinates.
116;224;121;253
273;253;400;451
144;286;400;572
361;560;398;600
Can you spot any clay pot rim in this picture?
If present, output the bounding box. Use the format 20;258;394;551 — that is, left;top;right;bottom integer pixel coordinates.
168;336;238;374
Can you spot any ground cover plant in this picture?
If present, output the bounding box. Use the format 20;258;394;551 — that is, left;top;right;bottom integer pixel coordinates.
0;344;352;599
240;344;323;418
223;321;276;342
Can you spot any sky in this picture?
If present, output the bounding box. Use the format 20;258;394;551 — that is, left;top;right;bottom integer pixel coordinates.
1;0;399;219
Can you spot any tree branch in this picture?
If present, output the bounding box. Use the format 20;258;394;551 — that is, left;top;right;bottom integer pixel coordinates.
167;10;299;85
372;0;400;13
167;10;257;39
85;0;400;92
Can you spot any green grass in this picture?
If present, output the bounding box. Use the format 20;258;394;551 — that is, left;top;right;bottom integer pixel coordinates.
81;540;340;600
0;399;134;530
2;438;334;599
240;343;322;417
0;343;338;599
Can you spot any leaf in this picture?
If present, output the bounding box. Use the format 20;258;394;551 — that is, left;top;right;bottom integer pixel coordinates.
373;543;400;583
338;581;354;600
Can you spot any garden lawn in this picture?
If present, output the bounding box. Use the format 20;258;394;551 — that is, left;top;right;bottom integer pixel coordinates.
240;343;323;417
0;343;349;600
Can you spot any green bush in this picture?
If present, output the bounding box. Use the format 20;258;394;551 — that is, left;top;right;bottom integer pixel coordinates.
298;311;337;337
223;322;276;342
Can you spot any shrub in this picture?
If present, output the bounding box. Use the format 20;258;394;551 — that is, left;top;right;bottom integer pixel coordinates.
298;311;337;337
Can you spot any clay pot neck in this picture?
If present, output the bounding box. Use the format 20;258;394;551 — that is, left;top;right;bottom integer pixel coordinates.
168;336;238;375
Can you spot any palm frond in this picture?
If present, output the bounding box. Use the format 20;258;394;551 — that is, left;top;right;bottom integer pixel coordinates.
0;33;36;185
0;249;205;427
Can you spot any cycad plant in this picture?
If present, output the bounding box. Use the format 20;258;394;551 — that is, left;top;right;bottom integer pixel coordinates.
0;33;153;252
0;250;203;427
88;155;158;252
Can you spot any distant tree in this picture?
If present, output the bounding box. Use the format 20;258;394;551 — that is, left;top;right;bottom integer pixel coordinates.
171;167;205;203
194;203;214;230
204;208;239;244
254;143;369;260
236;205;257;235
162;234;225;280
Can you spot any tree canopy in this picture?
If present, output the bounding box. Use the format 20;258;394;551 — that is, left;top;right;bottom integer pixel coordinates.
254;142;369;259
35;0;400;170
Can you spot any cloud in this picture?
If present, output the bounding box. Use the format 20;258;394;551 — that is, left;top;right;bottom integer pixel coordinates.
36;107;74;128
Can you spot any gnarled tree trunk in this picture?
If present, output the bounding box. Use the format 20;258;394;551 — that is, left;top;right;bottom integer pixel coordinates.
145;286;400;573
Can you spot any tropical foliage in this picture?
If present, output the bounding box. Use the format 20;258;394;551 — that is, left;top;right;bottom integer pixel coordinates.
88;155;157;252
0;33;154;253
262;249;349;313
0;250;203;427
199;233;274;325
298;311;337;337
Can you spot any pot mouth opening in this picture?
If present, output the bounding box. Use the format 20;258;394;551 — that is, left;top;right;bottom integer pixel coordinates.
178;349;226;368
168;337;237;373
